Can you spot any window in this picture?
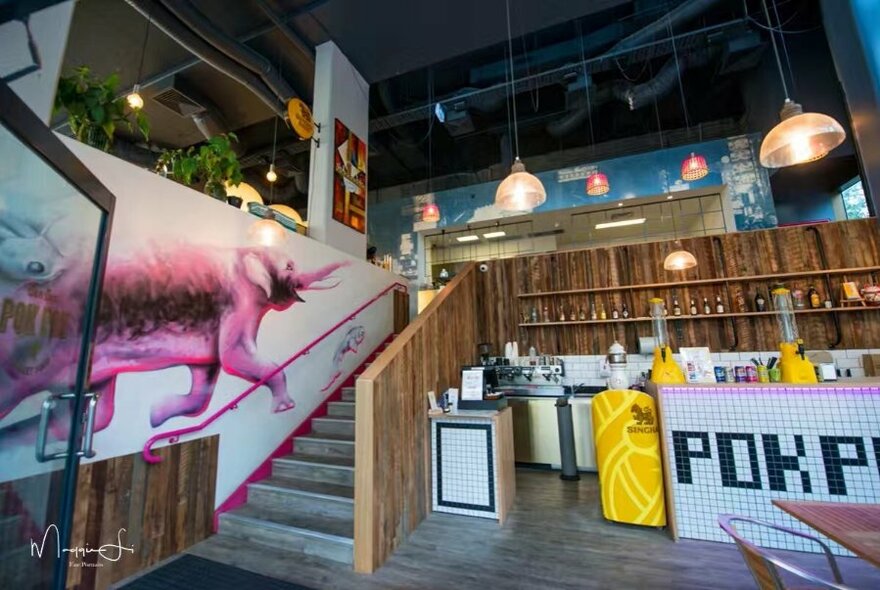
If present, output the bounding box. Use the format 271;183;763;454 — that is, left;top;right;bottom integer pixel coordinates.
840;178;869;220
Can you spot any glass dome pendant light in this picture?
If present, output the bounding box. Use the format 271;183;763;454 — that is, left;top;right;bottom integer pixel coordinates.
251;113;287;247
759;0;845;168
494;0;546;212
663;209;697;271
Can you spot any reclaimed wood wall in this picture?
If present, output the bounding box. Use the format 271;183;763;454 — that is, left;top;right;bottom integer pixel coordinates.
476;219;880;355
66;435;218;590
354;263;479;573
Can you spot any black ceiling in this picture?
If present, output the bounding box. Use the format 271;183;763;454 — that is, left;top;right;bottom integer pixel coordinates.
54;0;846;211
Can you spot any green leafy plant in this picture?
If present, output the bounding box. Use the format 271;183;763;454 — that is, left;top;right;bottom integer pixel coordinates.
155;133;243;200
54;66;149;151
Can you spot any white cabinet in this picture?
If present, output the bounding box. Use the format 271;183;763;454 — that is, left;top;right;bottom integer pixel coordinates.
509;397;597;472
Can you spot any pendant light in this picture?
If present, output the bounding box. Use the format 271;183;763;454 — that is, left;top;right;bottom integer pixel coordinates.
494;0;546;212
422;72;441;223
126;12;152;110
663;205;697;271
249;210;287;247
681;152;708;181
667;16;709;182
758;0;845;168
577;20;609;198
422;203;440;223
586;171;610;196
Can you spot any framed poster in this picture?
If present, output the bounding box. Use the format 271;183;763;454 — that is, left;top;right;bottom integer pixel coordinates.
333;118;367;233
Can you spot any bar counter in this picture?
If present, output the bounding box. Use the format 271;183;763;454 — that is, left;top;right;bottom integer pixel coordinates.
649;380;880;556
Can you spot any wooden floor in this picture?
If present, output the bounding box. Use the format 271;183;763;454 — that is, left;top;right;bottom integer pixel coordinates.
181;470;880;589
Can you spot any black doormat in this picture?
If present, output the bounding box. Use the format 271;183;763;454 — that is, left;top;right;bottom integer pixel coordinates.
119;554;317;590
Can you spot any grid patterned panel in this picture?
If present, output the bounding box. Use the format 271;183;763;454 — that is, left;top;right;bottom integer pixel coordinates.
661;386;880;555
432;419;498;519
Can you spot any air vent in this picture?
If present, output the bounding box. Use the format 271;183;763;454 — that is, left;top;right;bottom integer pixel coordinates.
152;87;205;117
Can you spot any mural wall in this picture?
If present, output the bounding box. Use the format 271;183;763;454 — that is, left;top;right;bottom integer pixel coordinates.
369;134;776;287
0;136;399;508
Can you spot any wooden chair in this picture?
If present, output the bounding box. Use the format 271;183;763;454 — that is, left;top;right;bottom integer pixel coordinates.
718;514;853;590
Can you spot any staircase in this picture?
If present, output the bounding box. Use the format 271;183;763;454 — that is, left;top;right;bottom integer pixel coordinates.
215;342;386;565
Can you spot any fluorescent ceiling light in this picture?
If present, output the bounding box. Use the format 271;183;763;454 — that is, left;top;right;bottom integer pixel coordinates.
456;235;480;242
483;231;506;239
595;218;646;230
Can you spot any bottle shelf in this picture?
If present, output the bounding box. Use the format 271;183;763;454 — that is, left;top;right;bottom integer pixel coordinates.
516;266;880;298
518;306;880;327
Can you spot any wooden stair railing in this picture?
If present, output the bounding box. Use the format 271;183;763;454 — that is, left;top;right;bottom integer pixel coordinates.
353;262;480;573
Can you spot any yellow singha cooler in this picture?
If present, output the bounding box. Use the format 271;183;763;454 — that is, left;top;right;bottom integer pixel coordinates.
591;389;666;526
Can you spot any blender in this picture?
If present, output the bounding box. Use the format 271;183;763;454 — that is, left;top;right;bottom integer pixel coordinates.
649;297;686;384
606;341;629;390
772;287;817;383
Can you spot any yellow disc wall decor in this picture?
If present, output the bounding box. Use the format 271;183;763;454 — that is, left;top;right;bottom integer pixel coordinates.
591;389;667;527
287;98;315;140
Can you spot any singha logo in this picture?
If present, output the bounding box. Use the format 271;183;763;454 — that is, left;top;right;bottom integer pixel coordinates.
631;404;655;425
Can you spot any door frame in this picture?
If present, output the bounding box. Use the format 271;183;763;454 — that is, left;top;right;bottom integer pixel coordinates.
0;80;115;589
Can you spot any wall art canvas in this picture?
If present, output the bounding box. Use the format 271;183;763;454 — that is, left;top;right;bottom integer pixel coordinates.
333;118;367;233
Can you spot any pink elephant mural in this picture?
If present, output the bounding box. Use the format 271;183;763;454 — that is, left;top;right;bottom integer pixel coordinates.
0;242;348;446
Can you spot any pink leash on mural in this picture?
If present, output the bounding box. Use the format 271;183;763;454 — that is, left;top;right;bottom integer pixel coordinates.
141;281;407;463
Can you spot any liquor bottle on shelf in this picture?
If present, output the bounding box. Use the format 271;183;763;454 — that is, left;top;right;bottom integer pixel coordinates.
703;297;712;315
599;303;607;320
792;288;806;310
824;296;833;309
672;295;682;317
733;288;747;313
622;303;630;319
611;304;619;320
590;302;597;321
689;298;698;315
543;306;550;323
715;295;725;314
808;285;821;309
754;291;766;312
558;308;566;322
578;306;586;321
569;307;577;322
663;303;668;317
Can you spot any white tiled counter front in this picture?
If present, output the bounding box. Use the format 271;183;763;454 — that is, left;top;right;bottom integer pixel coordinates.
430;408;516;523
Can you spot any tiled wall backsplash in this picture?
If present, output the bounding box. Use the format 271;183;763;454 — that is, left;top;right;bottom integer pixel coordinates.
559;349;878;387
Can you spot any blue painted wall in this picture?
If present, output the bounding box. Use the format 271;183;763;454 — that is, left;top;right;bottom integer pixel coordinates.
369;133;776;285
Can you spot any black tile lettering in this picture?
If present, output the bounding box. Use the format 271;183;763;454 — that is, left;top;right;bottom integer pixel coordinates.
717;433;762;489
762;434;811;493
820;436;868;496
672;431;711;484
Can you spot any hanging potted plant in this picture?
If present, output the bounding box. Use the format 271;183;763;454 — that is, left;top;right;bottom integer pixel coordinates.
155;133;244;202
54;66;149;151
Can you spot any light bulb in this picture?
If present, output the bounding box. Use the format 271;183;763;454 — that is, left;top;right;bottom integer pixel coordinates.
126;84;144;110
249;216;287;247
789;132;813;163
266;163;277;183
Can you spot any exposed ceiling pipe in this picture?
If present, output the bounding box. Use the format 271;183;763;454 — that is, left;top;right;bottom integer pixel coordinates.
609;0;725;52
545;83;617;138
124;0;286;118
158;0;296;102
255;0;315;66
613;49;713;110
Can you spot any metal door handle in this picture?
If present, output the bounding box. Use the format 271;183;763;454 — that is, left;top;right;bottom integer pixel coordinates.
35;392;98;463
80;394;98;459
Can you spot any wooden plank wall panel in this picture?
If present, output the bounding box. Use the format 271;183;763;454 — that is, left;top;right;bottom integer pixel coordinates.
355;264;479;573
66;435;218;590
478;220;880;355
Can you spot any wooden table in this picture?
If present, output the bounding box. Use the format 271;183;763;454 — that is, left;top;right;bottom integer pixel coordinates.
773;500;880;567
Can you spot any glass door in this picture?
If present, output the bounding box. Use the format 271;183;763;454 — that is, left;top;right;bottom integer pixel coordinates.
0;82;114;589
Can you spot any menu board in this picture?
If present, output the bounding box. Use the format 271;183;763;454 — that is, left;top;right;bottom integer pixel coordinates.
461;370;484;401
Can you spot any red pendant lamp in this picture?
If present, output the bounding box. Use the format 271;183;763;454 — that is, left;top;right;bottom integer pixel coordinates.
681;152;709;181
422;202;440;223
586;171;610;196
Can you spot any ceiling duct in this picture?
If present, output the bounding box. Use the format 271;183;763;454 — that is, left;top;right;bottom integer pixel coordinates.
149;76;231;142
609;0;726;52
124;0;286;118
158;0;296;103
